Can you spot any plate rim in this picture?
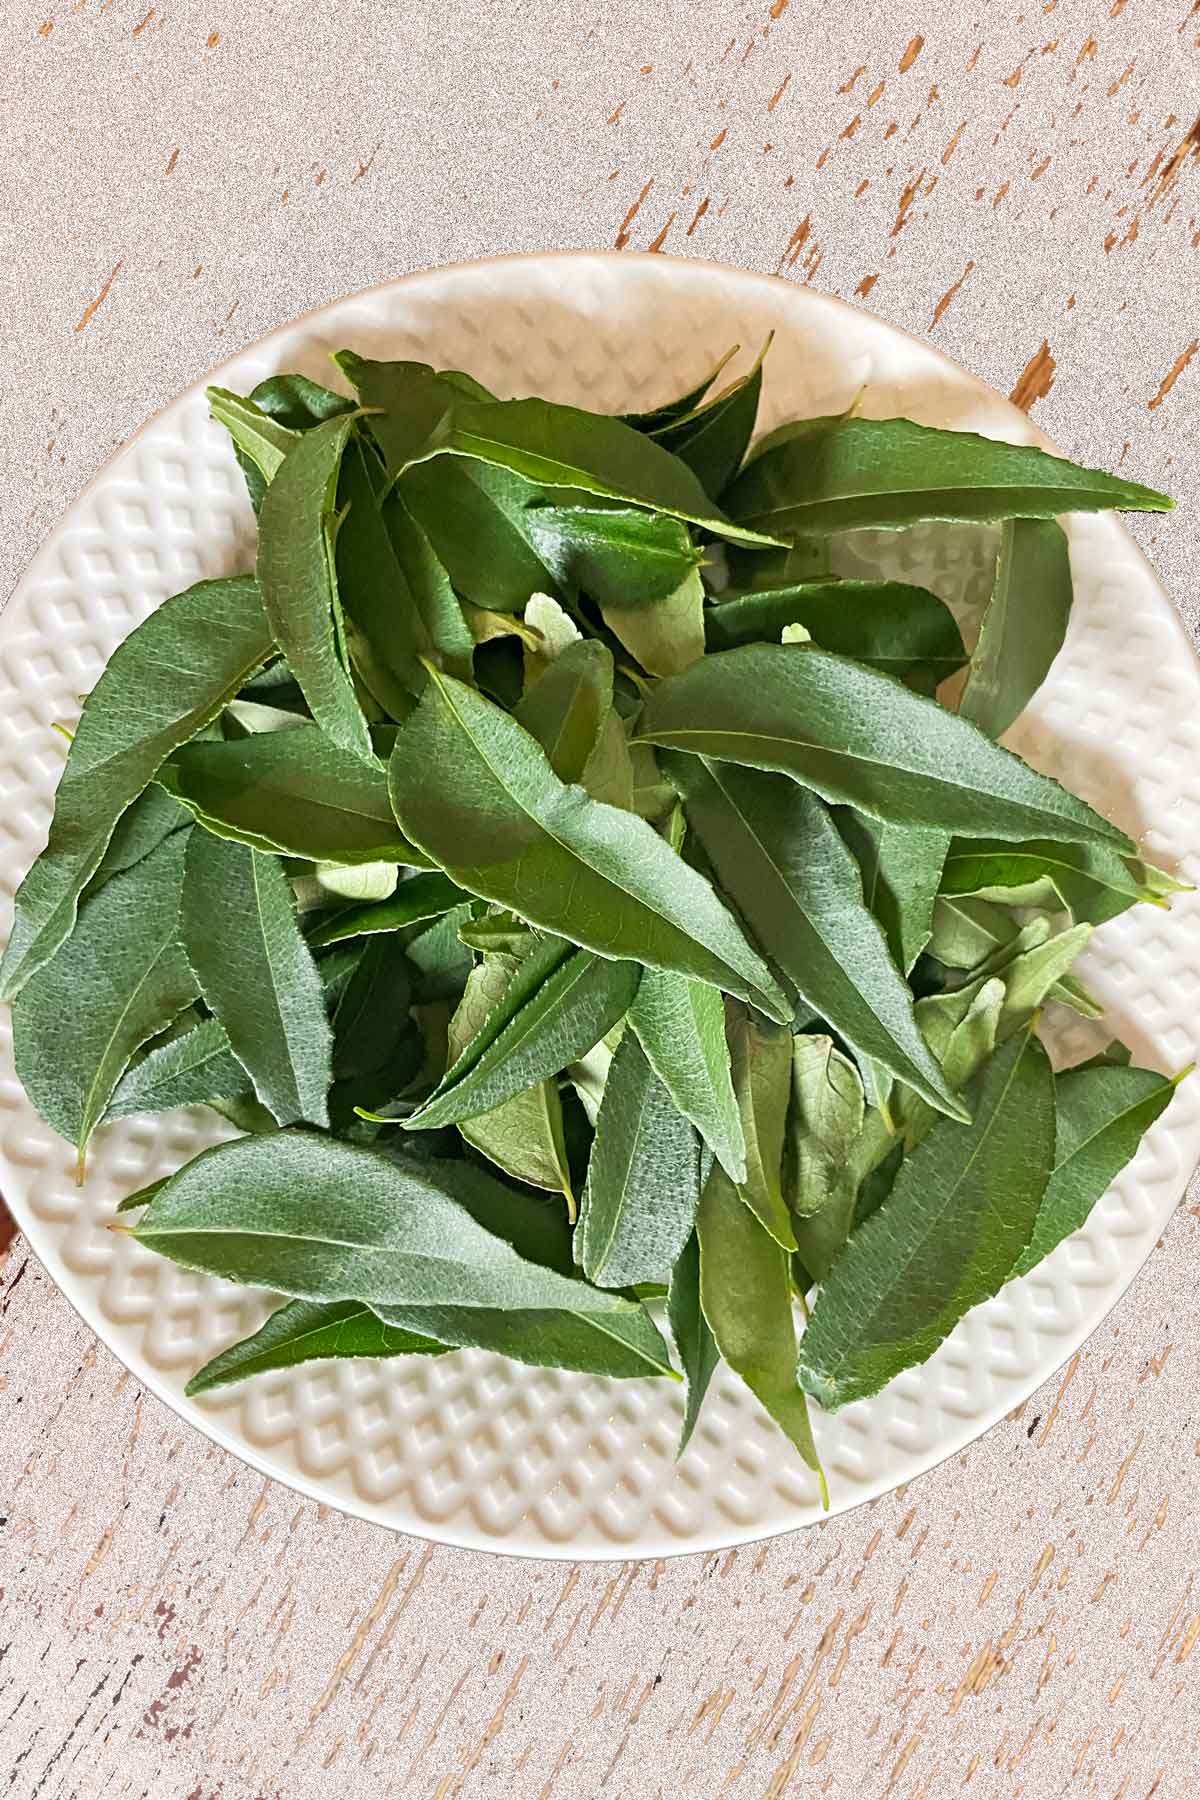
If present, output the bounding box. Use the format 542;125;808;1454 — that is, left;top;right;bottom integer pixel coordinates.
2;249;1196;1561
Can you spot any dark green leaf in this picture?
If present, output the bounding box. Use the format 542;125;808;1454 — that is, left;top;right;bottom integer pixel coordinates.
374;1297;674;1380
653;335;768;497
525;505;701;605
307;872;469;946
637;645;1132;849
12;831;198;1165
388;667;791;1019
576;1032;701;1288
798;1029;1055;1410
0;576;271;1001
726;1005;797;1249
159;726;418;864
257;414;372;761
181;832;332;1128
107;1014;248;1120
249;372;355;429
186;1299;448;1395
836;812;949;974
334;434;428;715
404;459;561;610
665;757;965;1118
406;945;639;1130
705;579;967;690
329;935;413;1082
1010;1063;1182;1279
959;519;1072;737
697;1163;825;1489
940;838;1170;927
667;1231;719;1454
623;346;739;431
628;967;746;1183
515;639;611;782
725;414;1172;536
401;394;784;548
380;490;476;679
403;903;475;1003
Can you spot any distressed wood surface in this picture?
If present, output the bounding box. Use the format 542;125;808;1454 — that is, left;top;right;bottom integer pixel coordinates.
3;2;1200;1793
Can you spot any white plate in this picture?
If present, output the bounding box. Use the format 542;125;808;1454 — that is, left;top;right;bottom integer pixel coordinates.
2;253;1199;1559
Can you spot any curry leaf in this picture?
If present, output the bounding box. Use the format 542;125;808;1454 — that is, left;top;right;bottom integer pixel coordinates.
623;345;740;431
628;967;746;1183
725;414;1172;536
798;1029;1054;1410
526;505;701;606
373;1296;674;1380
181;832;333;1128
786;1036;867;1283
705;579;966;691
12;830;199;1165
400;394;784;547
940;838;1170;927
835;812;949;974
186;1299;448;1395
601;566;707;679
638;645;1132;850
697;1163;825;1491
257;414;373;761
388;667;791;1020
515;639;611;782
576;1032;701;1288
0;576;272;1001
652;335;769;497
667;1231;719;1454
159;726;419;865
665;756;965;1118
1010;1063;1183;1279
307;872;468;946
405;945;639;1130
959;520;1072;738
106;1014;249;1121
725;1004;796;1249
334;434;429;714
207;387;298;487
132;1131;656;1317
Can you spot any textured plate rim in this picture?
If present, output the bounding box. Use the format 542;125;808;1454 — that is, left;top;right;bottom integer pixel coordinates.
2;250;1196;1562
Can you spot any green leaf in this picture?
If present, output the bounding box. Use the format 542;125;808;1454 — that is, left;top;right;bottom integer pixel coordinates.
959;520;1073;738
403;903;475;1003
334;434;428;715
940;838;1169;928
462;1076;575;1201
106;1014;248;1121
637;645;1132;850
181;832;332;1128
576;1032;701;1288
89;785;190;891
1010;1063;1182;1279
835;812;949;975
133;1130;653;1309
159;726;419;864
928;893;1025;970
601;565;707;679
697;1163;825;1489
725;414;1172;536
373;1296;674;1381
525;505;701;606
652;336;769;497
12;831;199;1166
257;414;373;761
388;667;791;1020
787;1036;866;1219
623;345;740;431
0;576;272;1001
307;872;468;946
798;1028;1055;1410
515;639;611;782
628;967;746;1183
380;490;476;680
207;386;298;486
705;579;967;691
249;372;355;430
405;944;639;1130
726;1004;797;1249
328;935;413;1082
667;1231;719;1454
400;394;784;548
185;1298;448;1395
664;757;965;1119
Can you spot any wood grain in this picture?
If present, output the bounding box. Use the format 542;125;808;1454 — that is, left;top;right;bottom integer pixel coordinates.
3;0;1200;1792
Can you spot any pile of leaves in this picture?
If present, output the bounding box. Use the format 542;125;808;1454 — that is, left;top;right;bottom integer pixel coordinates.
2;342;1187;1500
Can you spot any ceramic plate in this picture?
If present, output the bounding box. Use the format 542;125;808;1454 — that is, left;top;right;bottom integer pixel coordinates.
2;253;1198;1558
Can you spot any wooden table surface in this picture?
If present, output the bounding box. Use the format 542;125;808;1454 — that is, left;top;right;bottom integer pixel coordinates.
3;3;1200;1794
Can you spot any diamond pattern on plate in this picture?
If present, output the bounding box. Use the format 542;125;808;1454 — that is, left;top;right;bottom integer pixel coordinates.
1;255;1198;1557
